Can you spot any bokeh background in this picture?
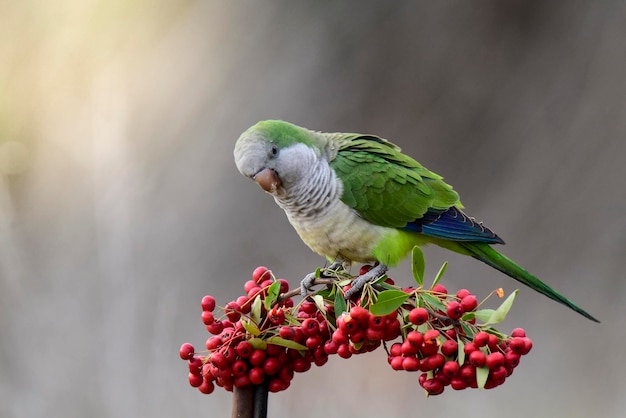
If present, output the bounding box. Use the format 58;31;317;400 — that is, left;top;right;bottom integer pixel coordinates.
1;1;624;417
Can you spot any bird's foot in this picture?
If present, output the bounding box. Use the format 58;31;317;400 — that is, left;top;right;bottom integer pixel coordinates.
300;261;348;297
343;264;388;299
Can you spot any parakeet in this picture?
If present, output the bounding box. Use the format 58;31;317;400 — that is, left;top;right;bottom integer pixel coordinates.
234;120;598;322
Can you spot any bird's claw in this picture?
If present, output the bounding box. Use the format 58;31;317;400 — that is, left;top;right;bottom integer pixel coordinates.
300;272;318;297
344;264;388;299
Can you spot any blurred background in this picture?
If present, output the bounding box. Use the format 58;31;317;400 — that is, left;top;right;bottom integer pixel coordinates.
1;1;624;417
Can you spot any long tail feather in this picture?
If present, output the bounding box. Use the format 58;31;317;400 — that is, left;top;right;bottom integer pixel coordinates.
460;242;599;323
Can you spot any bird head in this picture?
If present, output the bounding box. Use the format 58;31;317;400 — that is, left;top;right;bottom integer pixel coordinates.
234;120;325;196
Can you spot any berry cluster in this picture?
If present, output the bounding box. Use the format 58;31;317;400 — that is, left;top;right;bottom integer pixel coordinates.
180;260;532;397
386;284;533;395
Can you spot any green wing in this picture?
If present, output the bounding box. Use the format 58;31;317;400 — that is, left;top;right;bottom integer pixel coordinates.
328;134;461;228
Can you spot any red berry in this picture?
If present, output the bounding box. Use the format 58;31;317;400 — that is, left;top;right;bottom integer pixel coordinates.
206;336;221;351
446;301;464;320
406;330;424;347
383;318;401;340
248;367;265;385
249;349;266;367
301;318;320;337
349;306;370;326
277;278;290;293
188;357;203;374
463;342;478;355
198;379;215;394
201;295;216;312
423;353;445;371
244;280;258;294
509;337;526;354
306;335;323;349
408;307;429;325
365;327;385;341
268;307;285;325
206;320;224;335
473;331;490;347
323;339;339;355
460;295;478;312
201;310;215;326
389;355;404;370
299;301;317;314
511;327;526;338
336;343;352;359
337;313;359;334
389;342;403;358
401;340;419;356
234;374;251;388
268;378;285;393
443;361;460;378
265;344;284;357
441;339;458;357
279;326;296;340
486;352;505;370
224;302;242;322
420;341;439;356
252;266;270;283
456;289;471;299
487;333;500;351
402;356;421;371
431;283;448;296
247;286;262;299
421;378;444;395
423;329;440;344
231;360;248;377
504;351;521;369
210;352;228;370
368;315;385;330
349;329;366;344
188;372;203;388
491;366;508;385
359;265;372;275
291;357;312;373
468;350;486;368
262;357;281;375
235;341;253;358
450;377;467;390
460;364;476;384
179;343;195;360
278;365;294;383
331;329;349;345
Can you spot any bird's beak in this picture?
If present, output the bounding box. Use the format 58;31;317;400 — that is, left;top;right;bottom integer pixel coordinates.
254;168;281;194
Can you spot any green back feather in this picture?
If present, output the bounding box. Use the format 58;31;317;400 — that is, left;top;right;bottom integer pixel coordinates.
329;134;461;228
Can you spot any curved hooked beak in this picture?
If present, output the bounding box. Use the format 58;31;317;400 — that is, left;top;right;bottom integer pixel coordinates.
254;168;281;194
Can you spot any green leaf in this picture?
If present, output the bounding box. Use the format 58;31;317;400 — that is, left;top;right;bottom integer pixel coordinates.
369;290;409;316
420;293;446;312
411;246;425;286
263;281;281;310
457;338;465;366
265;336;307;351
248;337;267;350
481;290;518;326
240;318;260;336
312;294;325;313
476;366;489;389
334;289;348;316
250;295;262;324
432;261;448;288
463;309;496;323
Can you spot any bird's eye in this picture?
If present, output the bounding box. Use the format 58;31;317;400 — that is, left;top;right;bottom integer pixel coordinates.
271;144;278;156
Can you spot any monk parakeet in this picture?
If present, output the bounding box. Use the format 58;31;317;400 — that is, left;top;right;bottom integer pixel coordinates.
234;120;598;322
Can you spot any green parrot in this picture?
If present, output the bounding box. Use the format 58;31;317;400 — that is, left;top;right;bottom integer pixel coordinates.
234;120;598;322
